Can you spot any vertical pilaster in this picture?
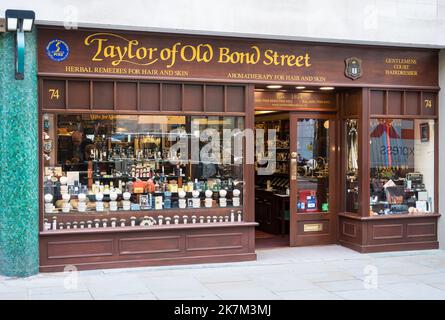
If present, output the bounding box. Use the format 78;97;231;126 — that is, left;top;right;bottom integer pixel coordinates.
0;30;39;277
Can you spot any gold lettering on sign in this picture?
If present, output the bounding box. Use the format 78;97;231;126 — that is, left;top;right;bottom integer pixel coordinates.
85;33;159;66
48;89;60;100
218;46;261;64
304;223;323;232
424;99;433;109
384;57;418;77
263;50;311;67
82;33;312;70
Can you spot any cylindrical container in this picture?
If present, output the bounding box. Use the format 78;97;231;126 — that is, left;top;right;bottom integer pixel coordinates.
237;210;243;222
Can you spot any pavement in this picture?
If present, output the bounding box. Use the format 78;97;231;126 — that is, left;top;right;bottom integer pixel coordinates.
1;245;445;300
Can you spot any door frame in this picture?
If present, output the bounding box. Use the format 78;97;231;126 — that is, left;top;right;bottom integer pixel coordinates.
289;112;338;247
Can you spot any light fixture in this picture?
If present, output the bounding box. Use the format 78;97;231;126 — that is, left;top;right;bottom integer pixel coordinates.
266;85;283;89
6;17;17;31
255;110;277;115
5;9;35;80
319;86;335;90
295;86;306;89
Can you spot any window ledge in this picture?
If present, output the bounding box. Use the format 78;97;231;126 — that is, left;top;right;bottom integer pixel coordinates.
339;212;440;221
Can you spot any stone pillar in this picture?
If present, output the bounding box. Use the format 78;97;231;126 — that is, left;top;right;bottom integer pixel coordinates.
0;30;39;277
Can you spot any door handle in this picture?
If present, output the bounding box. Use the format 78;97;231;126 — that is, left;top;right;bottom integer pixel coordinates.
290;152;297;181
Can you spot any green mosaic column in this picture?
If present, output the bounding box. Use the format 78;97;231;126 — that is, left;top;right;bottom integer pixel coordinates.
0;30;39;277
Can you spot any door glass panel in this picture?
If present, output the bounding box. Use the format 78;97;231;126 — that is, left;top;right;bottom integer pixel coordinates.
296;119;329;213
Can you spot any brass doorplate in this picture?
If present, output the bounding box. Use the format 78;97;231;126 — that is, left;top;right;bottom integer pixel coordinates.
304;223;323;232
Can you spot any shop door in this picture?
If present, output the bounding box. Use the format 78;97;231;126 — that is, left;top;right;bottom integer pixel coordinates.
289;113;337;246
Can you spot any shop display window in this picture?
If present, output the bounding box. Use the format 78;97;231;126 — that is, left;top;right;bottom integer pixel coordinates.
345;119;359;213
296;119;330;213
369;119;435;215
41;113;244;230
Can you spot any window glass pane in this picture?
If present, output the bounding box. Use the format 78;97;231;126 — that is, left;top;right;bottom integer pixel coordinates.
42;113;244;229
370;119;435;215
297;119;329;213
345;119;359;213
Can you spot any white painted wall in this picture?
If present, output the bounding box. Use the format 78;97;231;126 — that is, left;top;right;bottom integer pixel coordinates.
1;0;445;48
439;49;445;249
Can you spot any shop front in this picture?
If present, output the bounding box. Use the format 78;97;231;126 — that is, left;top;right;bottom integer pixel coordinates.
37;26;440;272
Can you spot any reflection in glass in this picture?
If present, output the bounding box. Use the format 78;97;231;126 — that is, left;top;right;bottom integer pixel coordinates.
345;119;359;213
369;119;435;215
42;113;244;215
296;119;329;213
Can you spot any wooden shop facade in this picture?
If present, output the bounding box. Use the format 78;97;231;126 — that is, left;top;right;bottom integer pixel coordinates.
38;26;440;272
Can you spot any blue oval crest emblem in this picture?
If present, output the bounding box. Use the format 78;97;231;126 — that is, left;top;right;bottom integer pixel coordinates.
46;39;69;62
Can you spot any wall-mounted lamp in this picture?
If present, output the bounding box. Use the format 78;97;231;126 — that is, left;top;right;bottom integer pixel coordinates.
5;9;35;80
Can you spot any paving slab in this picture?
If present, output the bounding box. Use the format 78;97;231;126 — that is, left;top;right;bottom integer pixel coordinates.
1;245;445;300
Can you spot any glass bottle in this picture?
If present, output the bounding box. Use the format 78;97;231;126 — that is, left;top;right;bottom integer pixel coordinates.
44;176;54;196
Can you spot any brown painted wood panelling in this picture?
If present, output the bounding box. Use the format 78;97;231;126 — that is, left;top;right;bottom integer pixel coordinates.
205;85;225;112
405;91;420;115
370;90;385;115
38;27;439;88
47;239;114;259
338;216;364;252
119;236;181;255
370;89;438;117
42;79;66;109
68;80;90;109
342;221;357;238
162;84;182;111
372;224;404;240
406;222;437;238
387;91;403;115
422;92;437;116
338;213;439;253
186;233;244;252
183;84;204;111
41;78;247;114
342;91;360;117
116;82;138;110
140;83;161;111
40;223;257;272
93;81;114;109
227;86;245;112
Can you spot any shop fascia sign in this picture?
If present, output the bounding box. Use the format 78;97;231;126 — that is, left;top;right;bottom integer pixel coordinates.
84;33;312;69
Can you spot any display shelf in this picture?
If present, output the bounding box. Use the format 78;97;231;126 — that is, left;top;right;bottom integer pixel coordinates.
40;221;257;235
43;206;244;226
